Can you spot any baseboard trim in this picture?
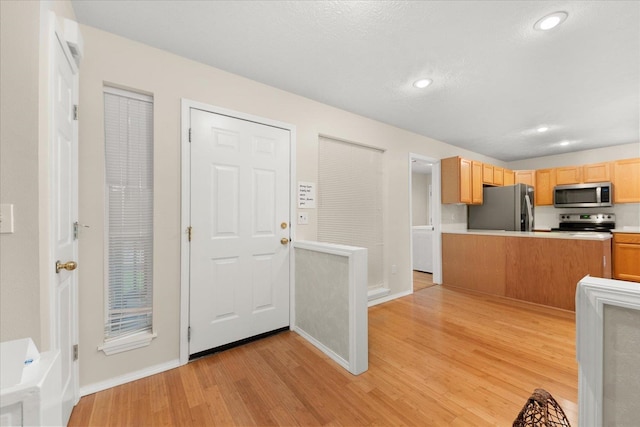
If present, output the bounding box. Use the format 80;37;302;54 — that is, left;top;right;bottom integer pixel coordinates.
367;287;390;301
368;290;412;307
79;358;180;397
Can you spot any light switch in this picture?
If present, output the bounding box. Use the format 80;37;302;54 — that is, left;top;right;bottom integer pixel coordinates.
0;204;14;233
298;212;309;225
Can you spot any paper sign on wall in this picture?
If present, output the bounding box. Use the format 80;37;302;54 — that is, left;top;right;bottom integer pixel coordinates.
298;181;316;208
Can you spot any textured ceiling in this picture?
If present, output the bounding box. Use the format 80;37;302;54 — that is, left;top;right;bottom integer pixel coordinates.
71;1;640;161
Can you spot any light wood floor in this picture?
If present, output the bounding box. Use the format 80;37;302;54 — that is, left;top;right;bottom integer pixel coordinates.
70;286;577;426
413;270;435;291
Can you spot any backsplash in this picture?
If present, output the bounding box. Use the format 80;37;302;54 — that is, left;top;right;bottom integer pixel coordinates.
534;203;640;229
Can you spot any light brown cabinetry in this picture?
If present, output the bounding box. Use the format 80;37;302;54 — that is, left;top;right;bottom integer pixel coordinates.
556;162;611;185
482;164;505;186
503;169;515;186
515;170;535;187
613;233;640;283
442;233;611;311
441;156;483;205
535;168;556;206
482;164;494;185
556;166;582;185
472;161;483;205
583;162;611;183
613;158;640;203
493;167;504;186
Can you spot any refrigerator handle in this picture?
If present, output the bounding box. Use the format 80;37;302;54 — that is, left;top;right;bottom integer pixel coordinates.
525;194;534;231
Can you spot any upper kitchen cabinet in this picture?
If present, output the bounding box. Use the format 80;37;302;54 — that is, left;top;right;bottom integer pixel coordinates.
472;161;483;205
583;162;611;183
503;169;515;186
556;162;611;185
441;156;482;205
515;170;535;188
556;166;582;185
482;164;494;185
482;164;504;186
535;168;556;206
493;167;504;186
613;158;640;203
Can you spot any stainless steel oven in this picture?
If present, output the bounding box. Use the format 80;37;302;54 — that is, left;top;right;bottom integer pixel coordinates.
551;213;616;233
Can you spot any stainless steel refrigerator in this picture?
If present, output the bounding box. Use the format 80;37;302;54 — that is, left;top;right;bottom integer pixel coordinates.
468;183;535;231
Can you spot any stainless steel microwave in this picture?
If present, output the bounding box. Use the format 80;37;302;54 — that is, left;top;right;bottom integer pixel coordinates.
553;182;613;208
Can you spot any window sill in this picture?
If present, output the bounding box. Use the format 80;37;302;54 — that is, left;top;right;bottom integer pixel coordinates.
98;331;157;356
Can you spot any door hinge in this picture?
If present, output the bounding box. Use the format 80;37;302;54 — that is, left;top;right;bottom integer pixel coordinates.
73;344;79;361
73;221;89;240
73;105;78;121
188;128;192;142
187;226;192;242
188;326;191;341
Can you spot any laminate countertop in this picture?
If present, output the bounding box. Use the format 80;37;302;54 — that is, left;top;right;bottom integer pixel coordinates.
611;227;640;233
442;229;612;241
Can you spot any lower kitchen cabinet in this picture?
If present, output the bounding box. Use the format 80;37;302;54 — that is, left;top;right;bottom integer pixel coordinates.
442;232;611;311
613;232;640;283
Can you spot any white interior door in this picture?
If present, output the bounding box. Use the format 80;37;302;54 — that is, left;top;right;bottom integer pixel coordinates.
51;26;79;424
189;108;290;355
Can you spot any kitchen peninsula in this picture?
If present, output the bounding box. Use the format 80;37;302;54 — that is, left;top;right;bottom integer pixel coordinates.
442;230;612;311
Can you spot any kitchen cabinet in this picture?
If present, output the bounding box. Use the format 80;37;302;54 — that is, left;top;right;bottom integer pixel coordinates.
441;156;482;205
493;167;504;186
442;232;611;311
613;232;640;283
583;162;611;183
503;169;515;185
515;170;535;188
482;163;494;185
482;164;505;186
535;168;556;206
556;166;582;185
472;160;483;204
555;162;611;185
613;158;640;203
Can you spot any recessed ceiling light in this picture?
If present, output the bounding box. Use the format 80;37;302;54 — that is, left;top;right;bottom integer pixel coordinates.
534;12;568;31
536;126;549;133
413;78;433;89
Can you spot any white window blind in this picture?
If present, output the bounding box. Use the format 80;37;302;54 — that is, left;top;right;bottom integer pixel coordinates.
104;87;153;340
318;136;384;289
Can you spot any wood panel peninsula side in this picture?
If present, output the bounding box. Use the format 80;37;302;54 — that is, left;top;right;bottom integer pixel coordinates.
442;231;611;311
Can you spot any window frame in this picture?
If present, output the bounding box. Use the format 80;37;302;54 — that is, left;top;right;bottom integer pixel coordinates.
98;85;156;355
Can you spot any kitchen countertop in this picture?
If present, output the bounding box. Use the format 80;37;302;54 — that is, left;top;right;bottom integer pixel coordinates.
443;229;612;241
611;227;640;233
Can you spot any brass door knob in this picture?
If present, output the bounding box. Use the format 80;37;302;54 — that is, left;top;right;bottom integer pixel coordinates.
280;238;290;245
56;260;77;274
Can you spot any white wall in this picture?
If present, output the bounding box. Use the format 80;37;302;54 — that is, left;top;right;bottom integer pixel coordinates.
411;172;431;226
76;25;502;388
0;0;42;346
507;143;640;229
507;142;639;170
0;0;76;349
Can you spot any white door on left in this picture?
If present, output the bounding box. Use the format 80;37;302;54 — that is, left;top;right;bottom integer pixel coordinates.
51;23;79;424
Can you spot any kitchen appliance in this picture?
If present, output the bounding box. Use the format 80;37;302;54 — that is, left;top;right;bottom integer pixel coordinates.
551;213;616;233
468;184;535;231
553;182;613;208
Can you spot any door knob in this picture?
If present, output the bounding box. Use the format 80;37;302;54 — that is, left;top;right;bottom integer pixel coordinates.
56;260;77;274
280;238;290;245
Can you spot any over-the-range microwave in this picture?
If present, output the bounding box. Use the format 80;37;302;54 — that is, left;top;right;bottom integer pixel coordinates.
553;182;613;208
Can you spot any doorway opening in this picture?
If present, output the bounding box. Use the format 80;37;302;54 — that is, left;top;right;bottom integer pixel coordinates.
408;154;442;291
